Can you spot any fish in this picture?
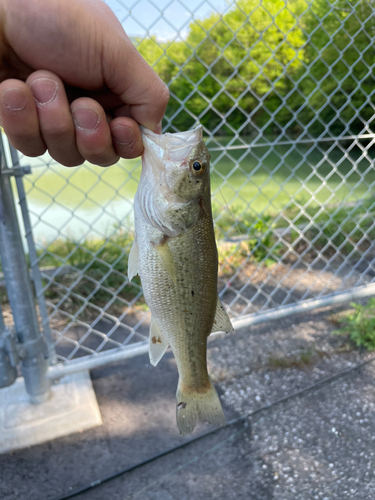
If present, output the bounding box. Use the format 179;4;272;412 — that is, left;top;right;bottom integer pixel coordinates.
128;125;233;435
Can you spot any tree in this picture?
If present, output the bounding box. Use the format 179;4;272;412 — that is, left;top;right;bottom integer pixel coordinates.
137;0;374;137
295;0;375;136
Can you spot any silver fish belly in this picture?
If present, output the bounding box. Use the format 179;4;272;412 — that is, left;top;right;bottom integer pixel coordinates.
128;126;233;434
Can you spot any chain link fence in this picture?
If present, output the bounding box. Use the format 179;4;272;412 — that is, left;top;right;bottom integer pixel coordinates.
1;0;375;378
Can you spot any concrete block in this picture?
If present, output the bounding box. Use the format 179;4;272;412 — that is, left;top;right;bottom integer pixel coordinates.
0;371;102;454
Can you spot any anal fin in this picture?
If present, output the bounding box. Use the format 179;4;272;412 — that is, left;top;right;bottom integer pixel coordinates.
211;296;234;334
149;319;169;366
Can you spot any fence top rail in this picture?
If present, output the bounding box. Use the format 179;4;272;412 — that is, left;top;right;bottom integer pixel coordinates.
208;134;375;151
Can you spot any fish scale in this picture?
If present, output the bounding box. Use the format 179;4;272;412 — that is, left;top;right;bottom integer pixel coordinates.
138;212;217;385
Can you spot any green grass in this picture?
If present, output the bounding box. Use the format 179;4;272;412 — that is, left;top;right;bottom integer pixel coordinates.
23;138;375;217
22;157;141;210
209;140;375;215
38;229;144;319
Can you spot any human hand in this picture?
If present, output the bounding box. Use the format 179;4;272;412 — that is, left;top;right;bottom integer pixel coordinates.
0;0;169;166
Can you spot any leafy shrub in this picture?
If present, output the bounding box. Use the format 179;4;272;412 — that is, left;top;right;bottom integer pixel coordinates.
333;299;375;350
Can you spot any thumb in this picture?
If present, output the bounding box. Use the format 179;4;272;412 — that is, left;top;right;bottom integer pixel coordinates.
103;33;170;133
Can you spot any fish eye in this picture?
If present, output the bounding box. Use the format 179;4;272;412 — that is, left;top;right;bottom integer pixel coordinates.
190;159;206;176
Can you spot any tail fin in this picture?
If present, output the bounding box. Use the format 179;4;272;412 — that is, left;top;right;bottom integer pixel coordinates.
176;379;225;435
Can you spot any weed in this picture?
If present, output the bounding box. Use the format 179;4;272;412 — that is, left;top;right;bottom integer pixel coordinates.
333;299;375;350
218;241;249;276
214;205;282;272
267;346;325;369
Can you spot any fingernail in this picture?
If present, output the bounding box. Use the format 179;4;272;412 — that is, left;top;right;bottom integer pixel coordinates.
2;88;27;111
72;108;100;131
111;126;135;146
30;78;58;105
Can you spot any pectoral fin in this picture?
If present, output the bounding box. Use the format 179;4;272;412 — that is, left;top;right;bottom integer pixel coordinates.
149;319;169;366
211;296;234;334
155;241;176;284
127;240;139;281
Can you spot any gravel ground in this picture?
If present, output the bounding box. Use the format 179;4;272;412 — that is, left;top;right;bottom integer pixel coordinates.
1;301;375;500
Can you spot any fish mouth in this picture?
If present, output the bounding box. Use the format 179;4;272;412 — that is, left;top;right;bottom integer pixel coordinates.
141;125;203;163
141;125;202;143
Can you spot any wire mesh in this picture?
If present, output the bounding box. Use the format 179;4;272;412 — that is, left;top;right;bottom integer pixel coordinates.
1;0;374;363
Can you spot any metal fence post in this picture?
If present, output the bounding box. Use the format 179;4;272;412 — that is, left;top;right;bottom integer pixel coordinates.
0;137;50;403
8;144;57;366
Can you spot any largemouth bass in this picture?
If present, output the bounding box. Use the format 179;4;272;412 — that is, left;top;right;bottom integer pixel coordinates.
128;126;233;434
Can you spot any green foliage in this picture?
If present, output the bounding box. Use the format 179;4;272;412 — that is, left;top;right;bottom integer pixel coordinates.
39;229;143;319
137;0;373;136
333;299;375;350
297;0;375;136
215;207;281;272
39;229;132;271
247;217;281;264
215;195;373;273
139;0;306;134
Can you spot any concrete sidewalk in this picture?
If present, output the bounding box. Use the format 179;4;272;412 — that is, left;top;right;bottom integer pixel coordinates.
1;304;375;500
